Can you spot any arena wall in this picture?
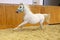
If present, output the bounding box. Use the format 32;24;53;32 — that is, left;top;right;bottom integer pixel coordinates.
0;4;60;29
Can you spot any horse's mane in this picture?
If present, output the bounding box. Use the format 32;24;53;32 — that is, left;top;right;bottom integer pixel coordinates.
20;3;30;8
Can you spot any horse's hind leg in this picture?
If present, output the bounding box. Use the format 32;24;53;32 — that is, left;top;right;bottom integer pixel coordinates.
13;21;28;30
40;22;43;30
40;19;44;30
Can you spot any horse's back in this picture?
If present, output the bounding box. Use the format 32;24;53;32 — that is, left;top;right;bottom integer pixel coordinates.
35;14;44;18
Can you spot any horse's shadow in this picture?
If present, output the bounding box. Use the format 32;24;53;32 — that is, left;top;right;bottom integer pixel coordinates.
12;27;42;32
22;27;40;31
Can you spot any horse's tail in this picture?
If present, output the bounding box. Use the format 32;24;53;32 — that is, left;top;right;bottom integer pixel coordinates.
43;13;50;24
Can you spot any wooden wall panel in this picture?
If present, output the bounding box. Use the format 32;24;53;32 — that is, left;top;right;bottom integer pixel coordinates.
44;6;60;24
30;5;44;13
0;5;7;29
5;5;19;28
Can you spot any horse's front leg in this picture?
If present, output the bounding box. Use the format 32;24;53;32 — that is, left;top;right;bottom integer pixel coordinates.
13;21;28;30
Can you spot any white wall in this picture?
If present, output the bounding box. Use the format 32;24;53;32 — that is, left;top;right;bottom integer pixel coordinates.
0;0;32;4
0;0;43;5
39;0;43;5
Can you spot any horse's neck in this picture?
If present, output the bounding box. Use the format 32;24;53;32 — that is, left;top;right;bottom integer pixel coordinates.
24;5;33;15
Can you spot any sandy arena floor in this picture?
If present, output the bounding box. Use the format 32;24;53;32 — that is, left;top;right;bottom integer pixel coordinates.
0;25;60;40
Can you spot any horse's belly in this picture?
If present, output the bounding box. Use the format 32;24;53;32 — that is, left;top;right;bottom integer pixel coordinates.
29;21;39;24
28;18;40;24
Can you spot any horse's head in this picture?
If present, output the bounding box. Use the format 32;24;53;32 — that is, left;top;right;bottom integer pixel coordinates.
16;3;24;13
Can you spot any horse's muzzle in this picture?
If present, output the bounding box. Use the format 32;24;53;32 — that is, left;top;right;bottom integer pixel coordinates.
16;11;18;13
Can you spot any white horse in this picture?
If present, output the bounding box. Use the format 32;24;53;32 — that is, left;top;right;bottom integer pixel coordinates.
13;3;50;30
